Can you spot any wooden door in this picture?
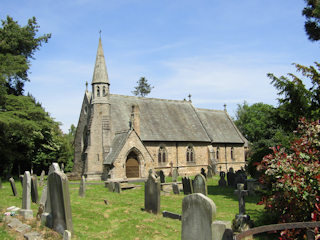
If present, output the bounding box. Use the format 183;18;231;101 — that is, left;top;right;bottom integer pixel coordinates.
126;158;139;178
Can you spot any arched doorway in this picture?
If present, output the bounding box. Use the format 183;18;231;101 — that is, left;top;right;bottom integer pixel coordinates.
126;151;139;178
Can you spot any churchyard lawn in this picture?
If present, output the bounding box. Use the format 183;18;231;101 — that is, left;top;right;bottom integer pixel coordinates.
0;175;265;239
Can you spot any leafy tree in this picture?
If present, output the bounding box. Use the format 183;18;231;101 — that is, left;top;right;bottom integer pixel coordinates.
257;119;320;239
303;0;320;41
234;102;290;177
132;77;153;97
0;16;51;96
268;62;320;132
58;124;76;172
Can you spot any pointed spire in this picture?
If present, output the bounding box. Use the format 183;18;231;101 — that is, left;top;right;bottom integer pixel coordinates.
92;37;109;85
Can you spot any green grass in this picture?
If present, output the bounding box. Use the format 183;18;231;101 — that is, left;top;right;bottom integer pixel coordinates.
0;176;265;239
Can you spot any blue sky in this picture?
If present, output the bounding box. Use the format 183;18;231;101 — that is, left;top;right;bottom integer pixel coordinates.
2;0;319;132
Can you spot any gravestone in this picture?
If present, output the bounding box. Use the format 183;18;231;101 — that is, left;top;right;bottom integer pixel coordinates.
172;168;178;182
9;177;17;196
39;170;45;186
234;168;247;188
181;193;216;240
200;168;207;179
79;175;86;197
172;183;180;194
144;169;160;214
45;163;61;213
46;168;73;235
233;183;250;232
212;221;233;240
31;175;39;204
114;182;121;193
207;166;213;178
193;174;207;196
108;182;115;192
37;185;47;219
218;171;227;187
19;175;24;187
20;171;33;219
159;170;165;183
182;177;193;195
227;168;236;188
61;163;65;173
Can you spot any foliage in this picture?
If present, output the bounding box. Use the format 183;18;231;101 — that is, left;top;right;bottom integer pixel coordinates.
0;16;51;96
57;124;76;172
268;62;320;133
303;0;320;42
258;119;320;239
132;77;153;97
234;102;290;177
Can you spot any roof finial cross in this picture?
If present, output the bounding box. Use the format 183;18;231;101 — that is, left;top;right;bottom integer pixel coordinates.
99;30;102;38
188;94;192;102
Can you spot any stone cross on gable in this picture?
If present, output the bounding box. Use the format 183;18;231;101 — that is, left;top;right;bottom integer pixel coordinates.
234;183;248;215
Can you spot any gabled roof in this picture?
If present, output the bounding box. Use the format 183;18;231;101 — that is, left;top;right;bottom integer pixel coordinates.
91;38;109;85
104;94;245;143
104;130;130;165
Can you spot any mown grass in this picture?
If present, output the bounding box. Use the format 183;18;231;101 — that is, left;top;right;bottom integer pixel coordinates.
0;175;266;239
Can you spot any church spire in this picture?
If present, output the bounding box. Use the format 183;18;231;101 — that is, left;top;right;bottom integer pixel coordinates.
92;37;109;85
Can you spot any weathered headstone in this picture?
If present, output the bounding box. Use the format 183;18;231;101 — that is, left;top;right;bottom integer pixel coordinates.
39;170;45;186
172;168;178;182
234;184;248;215
46;168;73;235
227;168;236;188
233;183;250;232
193;174;207;196
172;183;180;194
182;177;193;195
218;171;227;187
212;221;233;240
207;166;213;178
114;182;121;193
31;175;39;204
45;163;61;213
79;176;86;197
9;177;17;196
20;171;33;219
181;193;216;240
159;170;165;183
144;169;160;214
107;182;115;192
37;185;47;220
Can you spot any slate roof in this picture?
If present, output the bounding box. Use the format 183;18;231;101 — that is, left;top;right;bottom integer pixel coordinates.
104;130;130;165
106;94;245;143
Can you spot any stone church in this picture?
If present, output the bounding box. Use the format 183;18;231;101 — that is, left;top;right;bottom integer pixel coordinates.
72;38;248;181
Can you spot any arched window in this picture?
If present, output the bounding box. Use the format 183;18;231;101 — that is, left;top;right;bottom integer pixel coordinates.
216;147;220;160
231;147;234;160
186;145;195;162
97;86;100;97
103;86;106;96
158;146;166;163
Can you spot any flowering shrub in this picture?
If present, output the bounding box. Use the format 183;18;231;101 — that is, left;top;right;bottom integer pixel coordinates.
258;119;320;239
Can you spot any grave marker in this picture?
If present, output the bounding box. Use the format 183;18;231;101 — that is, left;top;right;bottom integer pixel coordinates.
39;170;45;186
114;182;121;193
159;170;165;183
181;193;216;240
20;171;33;219
172;168;178;182
233;183;251;232
227;168;236;188
144;169;160;214
31;175;39;204
234;184;248;215
193;174;207;196
218;171;227;187
172;183;180;194
9;177;17;196
79;176;86;197
182;177;193;195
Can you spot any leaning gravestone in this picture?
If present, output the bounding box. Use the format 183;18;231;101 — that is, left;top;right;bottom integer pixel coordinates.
192;174;207;196
9;177;17;196
172;183;180;195
182;177;193;195
144;169;160;214
79;175;86;197
181;193;216;240
20;171;33;219
46;168;73;235
31;175;39;204
44;163;61;214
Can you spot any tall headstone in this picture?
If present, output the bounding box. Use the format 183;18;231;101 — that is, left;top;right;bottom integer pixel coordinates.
181;193;216;240
172;183;180;194
39;170;45;186
9;177;17;196
227;168;236;188
46;168;73;235
45;163;61;213
192;174;207;196
20;171;33;219
233;183;250;232
172;168;178;182
31;175;39;204
159;170;165;183
144;169;160;214
234;184;248;215
79;175;86;197
218;171;227;187
182;177;193;195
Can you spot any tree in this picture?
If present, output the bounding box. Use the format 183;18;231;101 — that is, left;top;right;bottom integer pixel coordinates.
234;102;290;177
132;77;153;97
0;16;51;96
303;0;320;41
268;62;320;132
258;119;320;239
